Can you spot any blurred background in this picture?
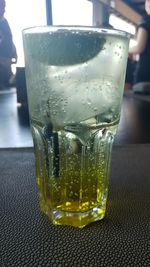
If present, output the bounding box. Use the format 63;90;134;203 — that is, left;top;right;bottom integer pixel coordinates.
1;0;150;148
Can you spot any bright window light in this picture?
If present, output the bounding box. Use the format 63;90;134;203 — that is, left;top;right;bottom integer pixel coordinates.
52;0;93;26
5;0;92;67
109;14;136;35
5;0;46;67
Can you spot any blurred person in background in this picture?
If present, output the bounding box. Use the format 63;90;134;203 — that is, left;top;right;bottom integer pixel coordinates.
0;0;17;89
129;0;150;84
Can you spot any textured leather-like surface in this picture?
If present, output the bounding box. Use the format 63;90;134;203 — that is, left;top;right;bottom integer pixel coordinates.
0;145;150;267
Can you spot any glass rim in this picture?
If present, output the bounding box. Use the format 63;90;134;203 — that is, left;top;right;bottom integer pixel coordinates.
23;25;130;39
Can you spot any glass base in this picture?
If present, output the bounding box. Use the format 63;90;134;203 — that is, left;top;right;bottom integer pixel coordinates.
33;121;113;228
47;203;106;228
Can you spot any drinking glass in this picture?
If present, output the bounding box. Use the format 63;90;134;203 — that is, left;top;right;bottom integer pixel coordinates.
23;26;129;227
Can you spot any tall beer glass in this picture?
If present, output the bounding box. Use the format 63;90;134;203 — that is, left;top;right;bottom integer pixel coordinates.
23;26;129;227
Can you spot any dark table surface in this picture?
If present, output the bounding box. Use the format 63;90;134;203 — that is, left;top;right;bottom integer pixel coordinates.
1;146;150;267
114;91;150;144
